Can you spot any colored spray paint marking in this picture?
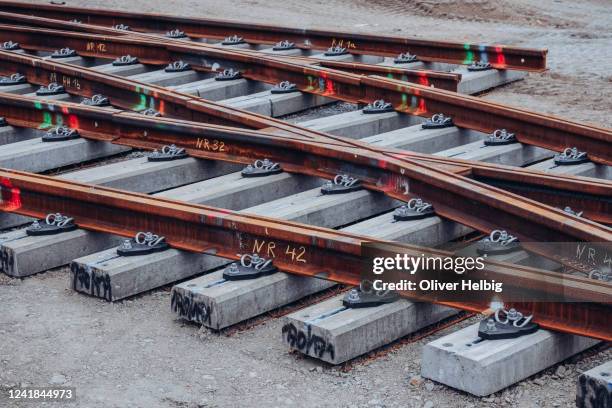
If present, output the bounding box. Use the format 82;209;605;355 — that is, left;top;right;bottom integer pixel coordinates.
0;178;22;212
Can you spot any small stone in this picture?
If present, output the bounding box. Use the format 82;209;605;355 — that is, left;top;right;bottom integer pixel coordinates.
482;397;495;403
368;399;381;406
248;371;257;378
423;401;434;408
555;365;566;377
49;373;66;385
316;367;323;373
409;375;423;387
425;381;435;392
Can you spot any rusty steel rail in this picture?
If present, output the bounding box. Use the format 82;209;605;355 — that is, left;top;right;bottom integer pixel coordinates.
0;48;610;232
0;48;609;218
0;169;609;340
0;23;462;91
0;0;547;71
2;91;611;249
0;22;606;164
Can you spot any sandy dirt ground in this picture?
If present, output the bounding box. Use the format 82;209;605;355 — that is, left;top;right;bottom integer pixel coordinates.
2;1;611;407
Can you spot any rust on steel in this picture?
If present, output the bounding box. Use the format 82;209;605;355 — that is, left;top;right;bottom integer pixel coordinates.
0;0;547;71
0;169;608;340
0;49;609;220
0;23;605;164
1;92;611;249
0;23;462;91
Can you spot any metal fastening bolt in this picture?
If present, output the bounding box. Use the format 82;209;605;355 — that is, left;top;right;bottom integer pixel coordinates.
121;239;132;249
347;289;360;302
486;318;496;332
30;220;41;230
227;262;239;274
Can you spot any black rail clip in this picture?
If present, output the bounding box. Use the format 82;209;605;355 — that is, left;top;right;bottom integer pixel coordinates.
166;29;187;39
141;108;162;117
422;113;453;129
36;82;65;96
81;94;110;107
484;129;517;146
467;61;492;71
554;147;589;165
0;117;7;127
148;144;188;162
476;230;520;255
113;24;130;31
273;40;296;51
117;231;169;256
271;81;298;94
113;55;139;66
51;47;77;58
69;19;82;24
0;73;26;86
343;282;399;308
478;308;539;340
241;158;282;177
393;198;435;221
223;253;278;280
215;68;242;81
363;99;394;114
321;174;362;195
222;35;245;45
324;45;348;57
26;213;77;236
42;126;80;142
394;52;418;64
1;41;20;51
165;60;192;73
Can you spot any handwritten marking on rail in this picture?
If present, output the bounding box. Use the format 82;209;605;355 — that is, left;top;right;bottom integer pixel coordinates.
252;239;307;263
85;42;108;53
330;38;356;50
195;138;226;152
48;73;81;90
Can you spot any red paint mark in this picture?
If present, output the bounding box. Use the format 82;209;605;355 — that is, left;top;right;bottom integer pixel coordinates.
61;106;69;114
495;46;506;66
67;114;79;129
416;98;427;115
0;177;22;212
159;99;166;115
417;72;430;87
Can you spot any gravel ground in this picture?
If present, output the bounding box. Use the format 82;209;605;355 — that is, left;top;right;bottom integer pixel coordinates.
2;1;612;407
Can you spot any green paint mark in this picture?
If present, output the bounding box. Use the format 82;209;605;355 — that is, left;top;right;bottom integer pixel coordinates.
133;94;148;111
39;112;54;129
463;43;474;64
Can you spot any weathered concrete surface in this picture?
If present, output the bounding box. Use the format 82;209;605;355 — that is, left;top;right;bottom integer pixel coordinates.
576;360;612;408
421;322;600;396
0;137;129;172
61;156;241;193
456;68;525;94
0;126;40;146
282;296;457;364
529;158;612;179
171;77;270;100
127;68;209;87
222;90;333;117
0;229;122;278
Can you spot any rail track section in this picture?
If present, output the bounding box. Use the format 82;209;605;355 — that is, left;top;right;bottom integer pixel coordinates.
0;49;609;237
0;0;548;71
0;19;608;168
0;11;529;96
0;21;609;396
